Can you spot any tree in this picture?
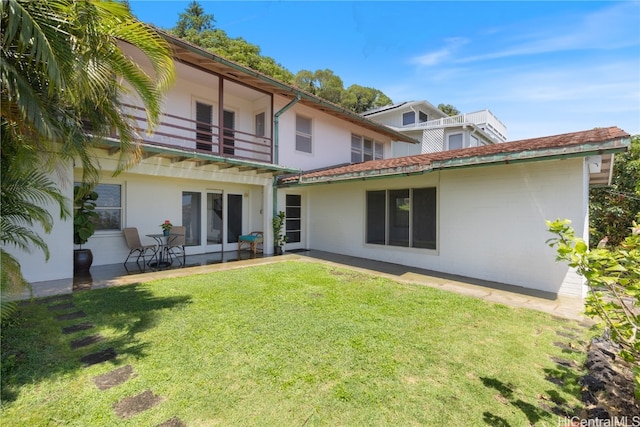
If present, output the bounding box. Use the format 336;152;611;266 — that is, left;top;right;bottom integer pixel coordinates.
173;0;214;36
547;218;640;397
438;103;460;117
1;0;175;307
168;1;294;83
590;135;640;247
342;84;392;113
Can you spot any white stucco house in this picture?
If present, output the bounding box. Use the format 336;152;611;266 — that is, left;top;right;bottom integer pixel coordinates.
6;30;631;299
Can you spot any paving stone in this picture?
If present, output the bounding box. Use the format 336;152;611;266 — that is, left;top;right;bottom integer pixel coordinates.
70;334;104;349
56;311;87;321
47;302;76;311
93;365;136;390
80;348;116;366
157;417;187;427
37;294;73;304
62;322;94;334
113;390;164;419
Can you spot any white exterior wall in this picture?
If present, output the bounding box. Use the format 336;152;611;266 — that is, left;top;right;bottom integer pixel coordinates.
6;162;75;283
276;99;393;171
305;158;588;297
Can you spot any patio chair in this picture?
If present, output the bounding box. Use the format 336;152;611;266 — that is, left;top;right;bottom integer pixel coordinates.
166;226;186;266
123;227;157;265
238;231;263;255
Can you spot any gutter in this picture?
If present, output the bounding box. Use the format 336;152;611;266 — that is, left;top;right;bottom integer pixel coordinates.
272;94;301;217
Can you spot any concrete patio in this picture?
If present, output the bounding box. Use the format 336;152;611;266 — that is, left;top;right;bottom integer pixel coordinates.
22;249;587;321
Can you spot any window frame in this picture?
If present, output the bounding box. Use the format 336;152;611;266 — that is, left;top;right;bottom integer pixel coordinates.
402;111;416;126
74;182;123;233
295;114;313;154
365;187;437;250
446;132;464;150
351;134;383;163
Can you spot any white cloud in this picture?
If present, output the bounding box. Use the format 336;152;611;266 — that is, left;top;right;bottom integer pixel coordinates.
457;2;640;64
410;37;468;67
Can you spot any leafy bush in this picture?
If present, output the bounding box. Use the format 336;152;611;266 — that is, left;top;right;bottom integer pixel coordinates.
546;217;640;397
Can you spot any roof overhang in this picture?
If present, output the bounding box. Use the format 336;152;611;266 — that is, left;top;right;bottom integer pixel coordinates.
157;30;419;145
279;136;630;187
94;138;300;176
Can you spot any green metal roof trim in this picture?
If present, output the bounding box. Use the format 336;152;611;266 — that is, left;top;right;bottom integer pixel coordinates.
157;30;420;145
279;127;631;187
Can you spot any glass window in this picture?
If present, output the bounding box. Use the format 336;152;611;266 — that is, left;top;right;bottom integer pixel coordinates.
296;115;312;153
352;134;383;163
207;193;223;245
374;142;384;160
363;138;373;161
366;191;386;244
402;111;415;126
285;194;302;243
389;189;410;247
90;183;122;231
351;134;362;163
366;188;437;249
448;133;463;150
195;101;213;151
227;194;243;243
255;112;265;137
182;192;201;246
412;188;437;249
418;111;428;123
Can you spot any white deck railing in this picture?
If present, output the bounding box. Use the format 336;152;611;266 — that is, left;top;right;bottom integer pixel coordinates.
417;109;507;142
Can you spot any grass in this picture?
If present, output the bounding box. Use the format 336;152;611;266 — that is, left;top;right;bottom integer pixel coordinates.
1;261;592;426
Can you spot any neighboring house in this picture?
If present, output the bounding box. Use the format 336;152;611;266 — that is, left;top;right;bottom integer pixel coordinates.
7;30;631;300
362;101;507;157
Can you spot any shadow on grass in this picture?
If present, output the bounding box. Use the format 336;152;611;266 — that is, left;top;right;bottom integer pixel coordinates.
479;335;588;426
1;284;191;403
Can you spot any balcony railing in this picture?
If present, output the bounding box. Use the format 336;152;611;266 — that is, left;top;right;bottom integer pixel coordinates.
415;109;507;142
122;104;273;163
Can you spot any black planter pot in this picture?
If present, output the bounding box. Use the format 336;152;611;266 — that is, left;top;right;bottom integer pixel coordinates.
274;246;283;256
74;249;93;275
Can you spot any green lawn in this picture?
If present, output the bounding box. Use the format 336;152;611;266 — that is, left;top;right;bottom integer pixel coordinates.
1;261;591;426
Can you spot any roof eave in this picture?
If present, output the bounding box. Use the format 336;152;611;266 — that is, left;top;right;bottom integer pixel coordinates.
159;31;419;145
282;137;630;187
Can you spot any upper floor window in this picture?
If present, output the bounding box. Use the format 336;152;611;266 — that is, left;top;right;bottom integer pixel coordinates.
255;112;266;137
296;115;312;153
447;133;464;150
419;111;428;123
402;111;415;126
351;134;383;163
74;183;122;231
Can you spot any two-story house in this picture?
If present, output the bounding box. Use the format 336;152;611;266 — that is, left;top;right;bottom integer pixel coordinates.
362;101;507;157
9;30;631;300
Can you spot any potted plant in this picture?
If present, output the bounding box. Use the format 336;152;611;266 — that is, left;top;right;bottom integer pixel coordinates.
272;210;288;255
160;219;173;236
73;185;99;275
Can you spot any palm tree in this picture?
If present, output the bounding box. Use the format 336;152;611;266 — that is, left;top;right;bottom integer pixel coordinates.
0;0;176;306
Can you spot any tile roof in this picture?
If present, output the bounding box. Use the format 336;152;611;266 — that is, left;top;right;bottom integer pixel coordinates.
281;127;630;185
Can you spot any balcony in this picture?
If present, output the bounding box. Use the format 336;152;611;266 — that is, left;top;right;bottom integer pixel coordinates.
417;109;507;142
122;104;273;164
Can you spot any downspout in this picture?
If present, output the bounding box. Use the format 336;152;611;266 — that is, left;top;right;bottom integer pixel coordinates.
272;94;301;217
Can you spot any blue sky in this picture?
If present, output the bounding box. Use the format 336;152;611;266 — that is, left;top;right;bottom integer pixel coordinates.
130;1;640;141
